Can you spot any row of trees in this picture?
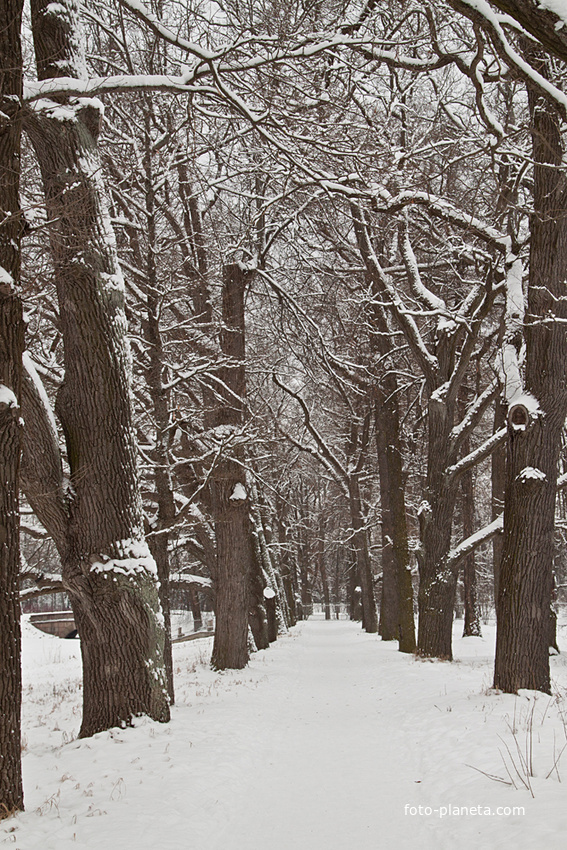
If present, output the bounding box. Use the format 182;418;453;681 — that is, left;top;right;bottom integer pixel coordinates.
4;0;567;818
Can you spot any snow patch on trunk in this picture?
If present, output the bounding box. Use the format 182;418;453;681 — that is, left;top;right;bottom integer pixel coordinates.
0;384;18;409
0;265;15;289
517;467;547;482
229;482;247;501
90;538;158;577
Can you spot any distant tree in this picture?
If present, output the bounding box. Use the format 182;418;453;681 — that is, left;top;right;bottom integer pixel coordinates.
460;427;482;638
352;198;504;659
273;371;379;633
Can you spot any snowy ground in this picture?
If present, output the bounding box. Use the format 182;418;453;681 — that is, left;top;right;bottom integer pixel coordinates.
4;617;567;849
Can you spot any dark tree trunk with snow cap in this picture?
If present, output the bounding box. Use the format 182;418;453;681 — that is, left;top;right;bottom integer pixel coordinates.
25;0;170;736
249;527;270;651
494;60;567;694
210;263;255;670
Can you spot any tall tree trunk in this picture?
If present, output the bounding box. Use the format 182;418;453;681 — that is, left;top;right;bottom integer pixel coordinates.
209;264;254;670
317;515;331;620
461;443;481;637
276;499;297;626
348;547;361;620
375;385;416;652
494;58;567;693
344;411;377;633
377;412;398;640
416;396;459;659
188;586;203;631
250;479;288;633
265;590;278;642
492;400;506;605
349;478;378;633
26;0;169;736
333;549;341;619
297;499;312;618
0;0;25;811
248;524;269;650
459;382;481;637
352;206;496;661
320;562;331;620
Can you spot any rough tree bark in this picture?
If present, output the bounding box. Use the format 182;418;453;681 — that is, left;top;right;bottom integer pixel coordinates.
416;389;460;659
459;383;481;638
460;447;481;637
374;368;416;651
494;59;567;693
367;283;415;650
491;400;506;604
249;476;288;636
275;497;297;626
209;263;255;670
248;525;270;650
0;0;25;812
344;410;378;633
348;475;378;633
24;0;170;736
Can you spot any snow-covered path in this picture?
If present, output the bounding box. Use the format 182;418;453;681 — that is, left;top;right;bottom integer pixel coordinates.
5;618;567;849
208;621;419;849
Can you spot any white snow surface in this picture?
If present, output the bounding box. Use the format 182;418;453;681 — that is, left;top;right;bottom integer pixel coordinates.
0;266;14;287
229;482;247;501
90;538;157;577
540;0;567;26
508;390;542;420
6;617;567;849
518;467;547;482
0;384;18;408
500;342;524;404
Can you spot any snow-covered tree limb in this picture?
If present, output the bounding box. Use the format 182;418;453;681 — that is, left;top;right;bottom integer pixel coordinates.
272;373;349;488
351;203;438;386
373;189;510;250
446;514;503;573
448;380;501;455
445;426;507;482
448;0;567;117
